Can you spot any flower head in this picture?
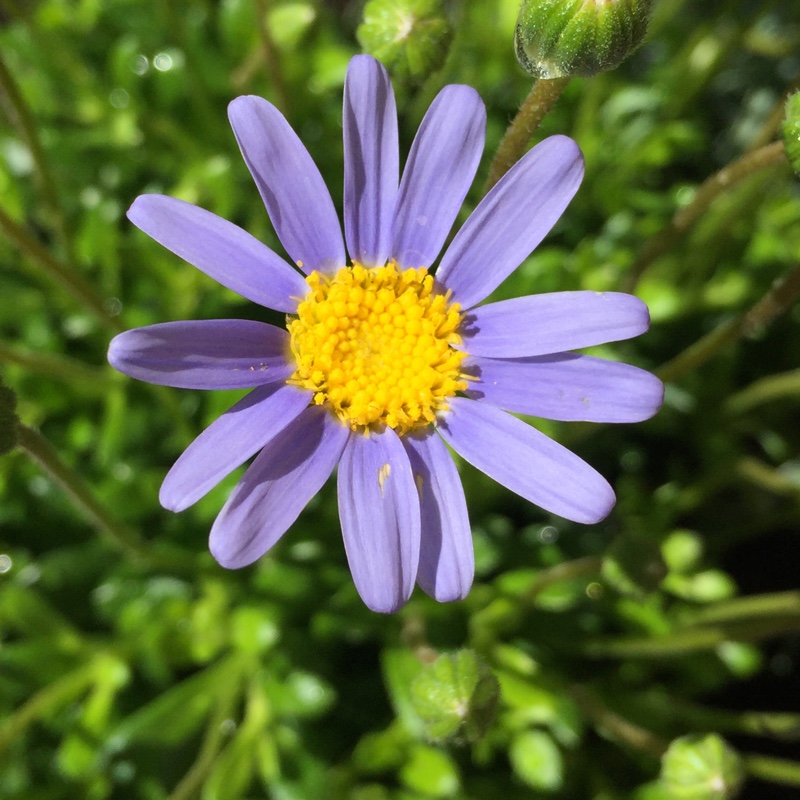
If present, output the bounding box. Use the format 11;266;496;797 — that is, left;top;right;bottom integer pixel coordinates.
108;55;663;613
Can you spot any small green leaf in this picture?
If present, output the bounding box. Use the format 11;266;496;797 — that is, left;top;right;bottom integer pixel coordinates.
399;744;459;797
509;729;564;791
410;650;499;743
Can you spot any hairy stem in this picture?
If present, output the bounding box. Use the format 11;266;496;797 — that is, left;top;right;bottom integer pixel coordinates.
484;77;570;194
624;140;788;291
16;422;152;563
254;0;291;116
0;205;123;333
0;53;73;262
656;261;800;384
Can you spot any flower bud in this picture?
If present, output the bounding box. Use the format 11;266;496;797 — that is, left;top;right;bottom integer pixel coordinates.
515;0;654;80
782;92;800;177
660;734;744;800
0;375;19;455
357;0;452;81
410;650;499;742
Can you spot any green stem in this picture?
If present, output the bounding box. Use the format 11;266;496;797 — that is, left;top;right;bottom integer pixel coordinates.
523;555;603;601
678;590;800;628
726;367;800;413
0;661;97;757
584;618;800;659
656;261;800;384
254;0;291;116
624;140;788;291
167;668;241;800
483;77;571;194
744;754;800;787
635;692;800;741
15;422;152;563
0;204;123;333
569;685;668;758
0;53;74;262
736;457;800;498
0;340;111;389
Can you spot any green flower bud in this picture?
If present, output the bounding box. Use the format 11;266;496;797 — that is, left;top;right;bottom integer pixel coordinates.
0;375;19;455
782;92;800;177
661;734;744;800
602;530;668;597
409;650;499;743
515;0;654;79
357;0;452;81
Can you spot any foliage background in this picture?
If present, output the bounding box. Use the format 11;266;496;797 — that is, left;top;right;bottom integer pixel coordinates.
1;0;800;798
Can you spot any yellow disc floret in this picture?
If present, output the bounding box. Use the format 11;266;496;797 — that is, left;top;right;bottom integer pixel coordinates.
287;261;467;435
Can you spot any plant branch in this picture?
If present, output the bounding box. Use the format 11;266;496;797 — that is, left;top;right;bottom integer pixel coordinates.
656;261;800;384
0;204;123;333
624;140;788;291
483;77;571;194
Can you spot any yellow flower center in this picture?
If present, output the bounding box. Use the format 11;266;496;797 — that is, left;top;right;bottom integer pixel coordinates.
287;261;467;435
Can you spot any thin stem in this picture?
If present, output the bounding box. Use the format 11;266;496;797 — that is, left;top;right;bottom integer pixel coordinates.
0;661;97;756
624;140;788;291
0;53;74;262
726;367;800;414
744;754;800;787
0;204;123;333
736;457;800;498
15;422;152;563
677;591;800;628
483;77;571;194
0;340;111;388
583;617;800;659
569;685;668;758
254;0;291;116
523;555;603;602
645;695;800;741
168;669;241;800
656;261;800;384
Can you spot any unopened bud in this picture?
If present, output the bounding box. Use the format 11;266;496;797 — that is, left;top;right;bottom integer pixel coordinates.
515;0;653;79
782;92;800;176
661;734;744;800
357;0;452;81
410;650;499;743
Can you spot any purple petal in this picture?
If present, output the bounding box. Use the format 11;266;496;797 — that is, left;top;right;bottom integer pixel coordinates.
437;397;615;524
127;195;307;313
464;353;664;422
209;406;349;568
108;320;294;390
392;85;486;269
402;431;474;602
337;428;421;613
461;292;650;358
436;136;584;308
343;55;398;267
160;383;311;512
228;96;345;276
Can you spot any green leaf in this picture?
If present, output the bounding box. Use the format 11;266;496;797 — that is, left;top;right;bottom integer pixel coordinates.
399;744;459;797
108;657;240;748
509;730;564;791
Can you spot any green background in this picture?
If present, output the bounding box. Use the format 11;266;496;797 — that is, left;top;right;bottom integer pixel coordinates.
1;0;799;798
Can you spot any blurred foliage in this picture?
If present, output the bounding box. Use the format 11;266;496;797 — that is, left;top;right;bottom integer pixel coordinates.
1;0;800;798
